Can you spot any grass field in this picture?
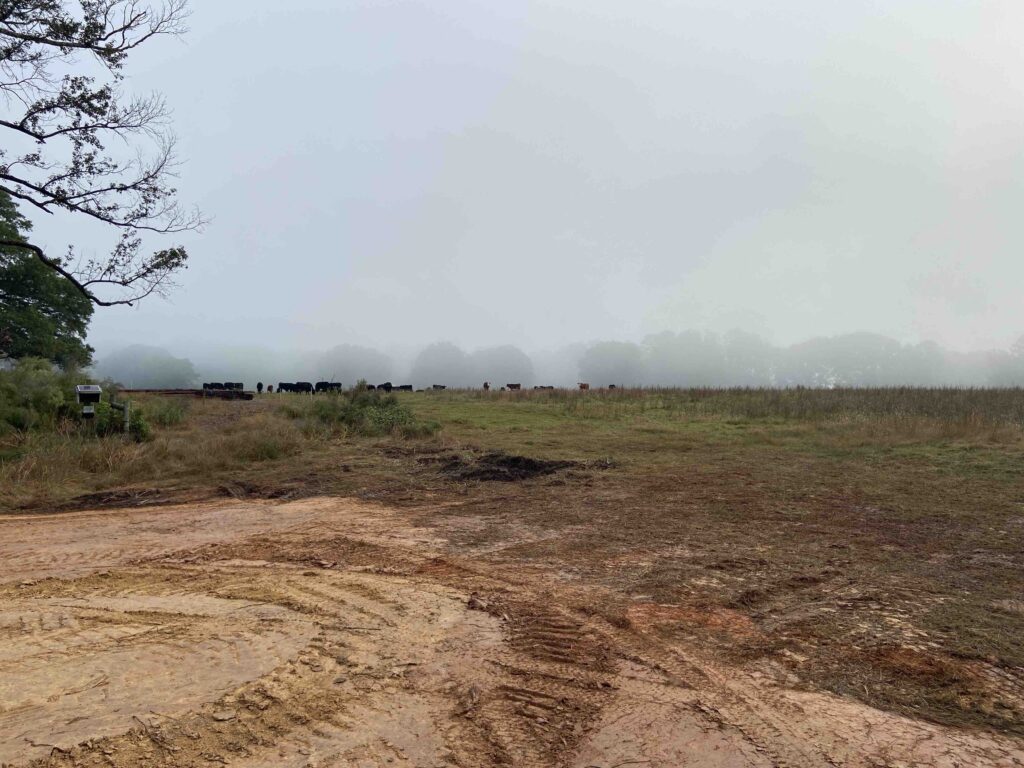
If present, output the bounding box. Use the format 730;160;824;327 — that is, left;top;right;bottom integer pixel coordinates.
3;386;1024;740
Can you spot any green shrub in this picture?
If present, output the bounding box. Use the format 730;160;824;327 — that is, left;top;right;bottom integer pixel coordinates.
0;358;76;431
143;397;188;428
290;381;439;438
90;401;151;441
0;358;150;439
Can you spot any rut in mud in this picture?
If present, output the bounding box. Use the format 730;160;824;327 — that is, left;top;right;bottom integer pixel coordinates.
1;497;1022;768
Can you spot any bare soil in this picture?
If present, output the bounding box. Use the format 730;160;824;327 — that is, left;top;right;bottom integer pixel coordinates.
2;495;1022;768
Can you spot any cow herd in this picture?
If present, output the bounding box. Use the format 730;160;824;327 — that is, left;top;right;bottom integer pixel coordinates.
202;382;244;391
363;382;413;392
503;383;589;391
206;381;610;394
273;381;343;394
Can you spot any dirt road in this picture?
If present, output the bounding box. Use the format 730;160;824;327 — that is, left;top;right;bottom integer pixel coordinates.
1;497;1021;767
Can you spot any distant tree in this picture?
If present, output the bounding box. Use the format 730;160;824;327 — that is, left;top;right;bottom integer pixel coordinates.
93;345;197;388
899;341;947;387
643;330;732;386
410;342;474;387
0;190;93;367
1012;335;1024;360
988;335;1024;386
0;1;201;306
779;332;903;387
578;341;644;386
470;345;534;387
315;344;394;384
721;330;774;386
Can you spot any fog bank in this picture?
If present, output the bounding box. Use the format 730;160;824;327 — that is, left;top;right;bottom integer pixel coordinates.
93;331;1024;390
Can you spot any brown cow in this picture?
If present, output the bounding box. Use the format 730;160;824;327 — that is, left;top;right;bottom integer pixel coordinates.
578;382;590;391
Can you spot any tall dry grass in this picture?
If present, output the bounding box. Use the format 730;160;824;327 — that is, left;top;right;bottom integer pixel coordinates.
425;386;1024;430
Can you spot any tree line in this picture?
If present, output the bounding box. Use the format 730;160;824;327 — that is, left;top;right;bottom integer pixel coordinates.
89;333;1024;391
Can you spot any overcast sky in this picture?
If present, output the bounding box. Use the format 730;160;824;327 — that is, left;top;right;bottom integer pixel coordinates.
32;1;1024;357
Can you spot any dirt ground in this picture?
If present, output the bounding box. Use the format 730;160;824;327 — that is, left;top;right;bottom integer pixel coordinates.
2;492;1023;768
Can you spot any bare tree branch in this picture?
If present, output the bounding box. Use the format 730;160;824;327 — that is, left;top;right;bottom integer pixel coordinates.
0;236;185;306
0;0;199;306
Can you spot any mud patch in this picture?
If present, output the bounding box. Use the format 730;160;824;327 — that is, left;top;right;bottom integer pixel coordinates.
627;602;762;639
801;643;1024;735
45;487;185;513
218;479;300;500
435;452;579;482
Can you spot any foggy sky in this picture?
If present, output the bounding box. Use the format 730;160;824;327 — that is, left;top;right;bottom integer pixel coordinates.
29;1;1024;359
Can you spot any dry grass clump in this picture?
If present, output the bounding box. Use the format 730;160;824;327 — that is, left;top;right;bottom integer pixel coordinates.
0;400;303;509
0;390;438;512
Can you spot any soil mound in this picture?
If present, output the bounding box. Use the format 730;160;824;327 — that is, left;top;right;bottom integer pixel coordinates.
437;451;578;482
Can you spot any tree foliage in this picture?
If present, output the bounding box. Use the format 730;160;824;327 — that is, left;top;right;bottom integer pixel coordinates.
0;1;200;306
0;189;93;366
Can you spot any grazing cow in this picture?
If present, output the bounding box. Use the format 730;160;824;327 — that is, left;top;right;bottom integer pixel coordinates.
578;382;590;391
506;383;521;391
366;384;376;391
377;382;393;393
314;381;330;393
396;384;413;392
432;384;446;390
608;384;617;390
277;382;290;393
295;381;314;394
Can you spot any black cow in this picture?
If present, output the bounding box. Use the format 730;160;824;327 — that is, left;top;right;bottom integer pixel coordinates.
277;382;291;393
295;381;314;394
377;382;393;393
431;384;446;390
533;385;555;390
257;382;264;394
366;384;376;391
506;383;521;391
314;381;342;394
395;384;413;392
207;382;225;390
